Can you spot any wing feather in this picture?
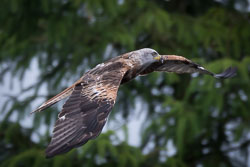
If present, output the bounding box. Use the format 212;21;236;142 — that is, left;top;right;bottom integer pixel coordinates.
45;64;128;158
140;55;237;79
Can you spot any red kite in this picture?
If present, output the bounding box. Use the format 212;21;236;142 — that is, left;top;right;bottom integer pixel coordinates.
32;48;236;158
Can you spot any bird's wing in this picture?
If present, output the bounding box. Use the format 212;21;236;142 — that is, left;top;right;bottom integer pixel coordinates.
45;63;128;158
140;55;237;79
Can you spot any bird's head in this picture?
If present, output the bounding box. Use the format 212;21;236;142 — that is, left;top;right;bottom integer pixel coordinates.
131;48;163;66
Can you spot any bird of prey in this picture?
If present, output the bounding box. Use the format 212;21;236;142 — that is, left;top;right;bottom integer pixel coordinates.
32;48;237;158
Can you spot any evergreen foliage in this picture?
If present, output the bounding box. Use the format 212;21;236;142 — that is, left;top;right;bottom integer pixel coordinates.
0;0;250;166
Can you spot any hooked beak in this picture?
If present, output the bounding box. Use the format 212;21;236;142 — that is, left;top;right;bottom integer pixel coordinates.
154;55;161;60
154;55;164;63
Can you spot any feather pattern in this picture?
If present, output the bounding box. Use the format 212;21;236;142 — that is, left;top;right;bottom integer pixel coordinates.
32;49;237;158
140;55;237;79
45;62;129;158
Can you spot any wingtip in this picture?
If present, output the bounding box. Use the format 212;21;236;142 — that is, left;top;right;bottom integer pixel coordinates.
214;66;237;79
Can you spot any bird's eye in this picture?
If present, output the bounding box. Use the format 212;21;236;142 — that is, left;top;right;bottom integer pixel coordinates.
152;51;158;56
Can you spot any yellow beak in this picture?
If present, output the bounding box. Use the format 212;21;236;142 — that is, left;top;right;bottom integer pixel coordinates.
154;55;161;60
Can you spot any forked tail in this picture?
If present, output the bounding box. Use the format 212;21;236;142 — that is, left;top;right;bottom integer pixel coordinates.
31;85;74;114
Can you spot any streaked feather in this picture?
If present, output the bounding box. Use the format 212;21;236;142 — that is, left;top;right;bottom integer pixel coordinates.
140;55;237;79
45;63;129;158
32;49;236;158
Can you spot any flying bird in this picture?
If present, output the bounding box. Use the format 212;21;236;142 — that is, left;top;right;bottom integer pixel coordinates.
32;48;237;158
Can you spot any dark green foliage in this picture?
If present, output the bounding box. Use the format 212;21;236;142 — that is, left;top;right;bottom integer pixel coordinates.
0;0;250;166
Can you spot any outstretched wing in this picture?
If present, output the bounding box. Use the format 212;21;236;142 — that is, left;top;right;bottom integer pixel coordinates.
140;55;237;78
45;62;128;158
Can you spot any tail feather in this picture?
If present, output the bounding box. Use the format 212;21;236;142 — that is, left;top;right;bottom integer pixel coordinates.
31;85;74;114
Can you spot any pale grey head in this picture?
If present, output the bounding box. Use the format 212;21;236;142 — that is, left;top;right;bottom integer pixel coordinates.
130;48;162;67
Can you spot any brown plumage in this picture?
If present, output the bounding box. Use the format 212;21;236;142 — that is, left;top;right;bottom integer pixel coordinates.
32;48;236;158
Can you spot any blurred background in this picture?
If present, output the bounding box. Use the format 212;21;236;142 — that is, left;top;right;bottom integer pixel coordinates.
0;0;250;166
